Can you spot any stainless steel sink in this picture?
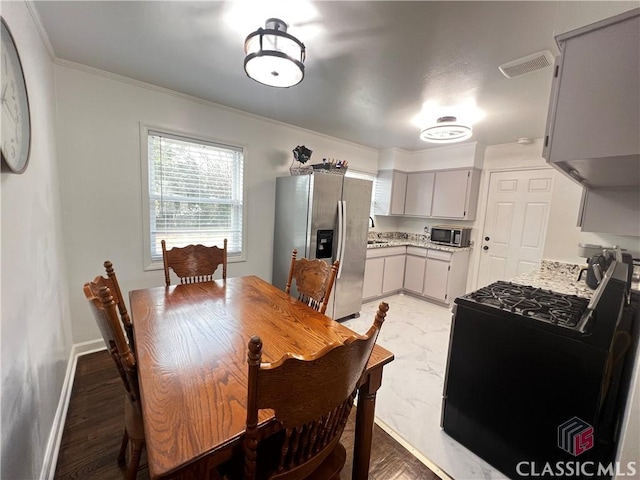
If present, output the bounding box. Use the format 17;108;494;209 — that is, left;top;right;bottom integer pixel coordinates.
367;240;389;244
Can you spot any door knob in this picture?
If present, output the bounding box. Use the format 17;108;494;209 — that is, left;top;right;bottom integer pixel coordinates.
483;246;489;251
484;236;490;241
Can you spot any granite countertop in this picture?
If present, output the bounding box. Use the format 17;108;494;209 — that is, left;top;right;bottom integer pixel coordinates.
367;232;473;253
511;259;640;299
367;234;639;297
511;260;595;299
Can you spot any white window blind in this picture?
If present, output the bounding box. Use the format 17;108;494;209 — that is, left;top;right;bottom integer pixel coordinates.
345;170;378;217
147;131;244;262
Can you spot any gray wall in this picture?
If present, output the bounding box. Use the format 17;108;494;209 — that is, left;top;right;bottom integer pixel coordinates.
1;3;73;479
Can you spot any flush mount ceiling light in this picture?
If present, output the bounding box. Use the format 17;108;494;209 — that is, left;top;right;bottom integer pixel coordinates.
420;116;473;143
244;18;306;88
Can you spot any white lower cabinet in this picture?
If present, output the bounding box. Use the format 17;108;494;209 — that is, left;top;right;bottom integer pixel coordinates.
423;251;452;302
382;254;406;294
404;251;426;294
363;257;384;299
365;245;470;304
363;247;406;301
403;246;471;305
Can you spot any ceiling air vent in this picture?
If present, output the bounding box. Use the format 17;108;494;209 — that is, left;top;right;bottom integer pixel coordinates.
499;50;554;78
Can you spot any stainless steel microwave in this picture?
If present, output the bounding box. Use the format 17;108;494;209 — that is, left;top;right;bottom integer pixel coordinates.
430;226;472;247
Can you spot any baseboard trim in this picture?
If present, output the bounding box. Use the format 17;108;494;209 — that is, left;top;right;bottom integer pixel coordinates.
40;339;105;480
374;416;453;480
42;340;447;480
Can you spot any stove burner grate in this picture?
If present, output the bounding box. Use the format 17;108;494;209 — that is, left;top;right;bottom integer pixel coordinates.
463;281;589;328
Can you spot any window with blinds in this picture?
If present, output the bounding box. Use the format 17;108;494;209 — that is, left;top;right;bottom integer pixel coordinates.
345;170;378;217
147;131;244;262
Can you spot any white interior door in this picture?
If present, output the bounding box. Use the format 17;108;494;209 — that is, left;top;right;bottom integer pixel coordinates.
477;169;554;288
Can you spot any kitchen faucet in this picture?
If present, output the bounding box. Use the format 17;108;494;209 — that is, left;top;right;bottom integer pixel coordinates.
369;216;375;228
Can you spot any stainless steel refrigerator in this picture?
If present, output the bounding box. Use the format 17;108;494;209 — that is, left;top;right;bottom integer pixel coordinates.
272;174;372;320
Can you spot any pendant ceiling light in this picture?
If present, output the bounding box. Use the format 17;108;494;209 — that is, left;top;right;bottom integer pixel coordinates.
420;116;473;143
244;18;306;88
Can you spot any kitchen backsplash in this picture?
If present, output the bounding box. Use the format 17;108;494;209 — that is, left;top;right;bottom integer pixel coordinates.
369;230;474;246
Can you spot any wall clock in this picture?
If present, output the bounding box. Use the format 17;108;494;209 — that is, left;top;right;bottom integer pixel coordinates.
1;17;31;174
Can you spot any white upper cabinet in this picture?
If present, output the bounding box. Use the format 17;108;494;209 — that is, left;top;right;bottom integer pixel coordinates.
404;172;435;217
578;187;640;236
543;9;640;188
431;168;481;220
376;168;480;220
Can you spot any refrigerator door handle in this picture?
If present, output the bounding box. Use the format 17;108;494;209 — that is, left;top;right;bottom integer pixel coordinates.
338;200;347;278
336;200;343;269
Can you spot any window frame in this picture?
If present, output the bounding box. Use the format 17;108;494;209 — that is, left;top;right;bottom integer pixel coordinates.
345;169;378;218
140;124;247;271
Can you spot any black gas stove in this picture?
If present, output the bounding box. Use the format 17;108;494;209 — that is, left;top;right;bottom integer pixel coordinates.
461;281;590;328
442;262;637;479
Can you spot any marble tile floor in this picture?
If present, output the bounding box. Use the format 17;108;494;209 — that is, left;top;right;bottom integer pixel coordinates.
344;293;508;480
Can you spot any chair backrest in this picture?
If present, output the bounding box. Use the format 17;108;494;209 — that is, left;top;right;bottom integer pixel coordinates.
284;249;339;315
243;302;389;480
83;279;139;403
102;260;134;349
161;239;227;286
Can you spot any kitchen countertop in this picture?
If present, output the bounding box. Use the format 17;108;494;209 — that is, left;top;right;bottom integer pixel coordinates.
367;232;472;253
511;259;640;299
511;260;595;299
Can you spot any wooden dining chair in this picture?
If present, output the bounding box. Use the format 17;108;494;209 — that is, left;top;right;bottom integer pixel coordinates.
101;260;134;349
83;279;144;480
240;302;389;480
161;238;227;286
285;249;339;315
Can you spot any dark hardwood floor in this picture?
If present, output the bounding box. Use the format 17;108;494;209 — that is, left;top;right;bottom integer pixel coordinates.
55;351;439;480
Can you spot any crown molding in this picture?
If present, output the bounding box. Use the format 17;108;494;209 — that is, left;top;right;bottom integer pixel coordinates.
52;58;377;153
25;1;56;60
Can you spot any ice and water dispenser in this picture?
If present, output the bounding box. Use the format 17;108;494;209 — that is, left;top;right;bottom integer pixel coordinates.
316;230;334;259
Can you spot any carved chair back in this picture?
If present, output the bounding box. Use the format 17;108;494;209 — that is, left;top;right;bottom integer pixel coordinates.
161;239;227;286
285;249;339;315
83;278;144;480
101;260;134;349
243;302;389;480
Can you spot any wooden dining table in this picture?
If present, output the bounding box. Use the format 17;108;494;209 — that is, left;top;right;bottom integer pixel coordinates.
130;275;394;480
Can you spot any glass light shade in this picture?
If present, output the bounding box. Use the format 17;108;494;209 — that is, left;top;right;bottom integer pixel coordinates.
420;116;473;143
244;18;305;88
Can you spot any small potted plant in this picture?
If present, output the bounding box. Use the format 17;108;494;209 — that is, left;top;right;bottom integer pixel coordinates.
290;145;313;175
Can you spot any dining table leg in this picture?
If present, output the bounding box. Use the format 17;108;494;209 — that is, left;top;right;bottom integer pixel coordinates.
352;366;384;480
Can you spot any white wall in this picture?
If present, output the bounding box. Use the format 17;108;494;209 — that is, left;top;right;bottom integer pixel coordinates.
406;142;485;171
377;142;484;172
545;175;640;262
53;64;379;343
0;3;73;479
484;141;640;261
474;141;639;286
